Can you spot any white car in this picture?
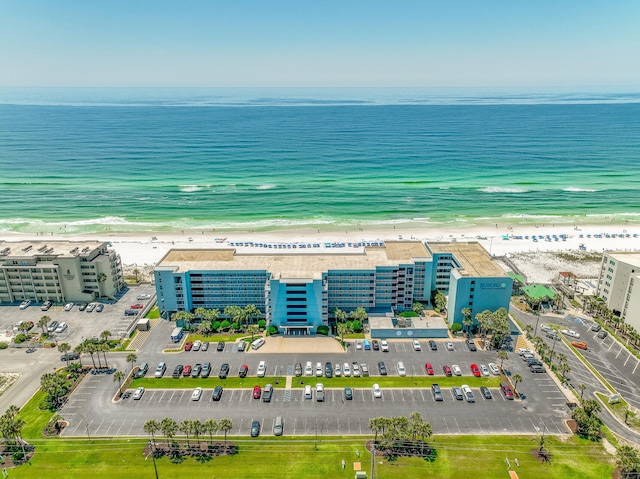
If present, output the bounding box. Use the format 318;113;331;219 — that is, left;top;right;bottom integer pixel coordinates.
132;387;145;400
191;387;203;401
193;340;202;351
488;363;501;375
352;362;361;377
461;384;475;403
315;383;325;402
304;361;313;376
85;302;96;312
334;363;342;377
479;365;490;376
257;361;266;377
315;362;323;377
412;339;421;351
517;348;532;356
446;341;454;351
137;294;152;300
64;302;74;311
355;340;363;350
452;364;462;376
372;383;382;398
19;300;32;310
380;339;389;352
343;362;351;377
561;329;581;339
55;322;68;333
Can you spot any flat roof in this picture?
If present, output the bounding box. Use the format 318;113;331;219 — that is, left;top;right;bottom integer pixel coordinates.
0;240;107;259
428;241;506;278
157;241;432;279
607;252;640;269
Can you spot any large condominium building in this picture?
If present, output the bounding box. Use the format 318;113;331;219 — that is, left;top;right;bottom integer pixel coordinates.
597;252;640;330
154;240;512;335
0;241;124;304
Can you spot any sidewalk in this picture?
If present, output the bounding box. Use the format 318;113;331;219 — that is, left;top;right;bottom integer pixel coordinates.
246;336;345;354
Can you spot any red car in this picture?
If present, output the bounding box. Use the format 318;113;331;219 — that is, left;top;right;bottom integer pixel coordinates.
130;304;144;309
238;364;249;378
184;341;193;351
470;364;481;377
183;365;192;377
425;363;434;375
253;385;262;399
442;365;452;377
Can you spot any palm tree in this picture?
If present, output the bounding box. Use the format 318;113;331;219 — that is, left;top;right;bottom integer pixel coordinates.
113;370;125;394
99;342;109;368
524;324;533;338
132;268;140;283
218;418;232;448
461;307;472;333
73;344;85;367
369;417;384;442
337;322;351;344
512;373;523;396
333;308;347;323
144;419;160;447
38;315;50;335
58;343;71;367
204;419;218;445
191;419;203;449
247;324;260;342
160;418;178;445
126;353;138;372
180;419;192;447
100;330;112;343
244;304;261;326
85;342;98;369
497;350;508;370
578;384;587;400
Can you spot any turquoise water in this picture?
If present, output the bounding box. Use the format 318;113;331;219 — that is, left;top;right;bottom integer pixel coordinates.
0;88;639;234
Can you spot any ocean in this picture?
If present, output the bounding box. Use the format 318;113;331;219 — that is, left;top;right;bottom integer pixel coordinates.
1;87;639;235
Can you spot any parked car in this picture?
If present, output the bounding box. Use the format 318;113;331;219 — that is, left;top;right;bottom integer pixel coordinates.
488;363;501;375
85;303;96;313
237;341;247;352
217;341;225;352
219;363;230;379
257;361;266;377
530;364;546;373
184;341;193;351
41;300;53;311
372;340;380;351
192;340;201;351
452;386;464;400
446;341;454;351
315;362;323;377
429;340;438;351
431;383;444;401
591;323;602;332
55;322;68;333
480;386;493;400
597;331;608;339
130;304;144;309
372;383;382;398
352;362;361;377
361;363;369;376
344;387;353;400
315;383;325;402
154;362;167;378
325;362;333;378
304;385;312;399
201;362;211;378
77;303;87;311
250;420;261;437
172;365;184;378
295;363;302;377
305;361;313;376
134;363;149;378
132;387;145;400
517;348;532;356
479;364;490;376
191;387;203;401
64;302;74;311
201;341;209;351
19;300;32;310
183;365;192;377
380;339;389;352
96;304;104;312
452;365;462;376
561;329;580;339
212;386;223;401
334;363;342;377
425;363;434;375
253;386;262;399
461;384;475;403
263;384;273;402
442;365;452;376
378;361;388;375
412;339;421;351
470;364;481;377
191;363;202;378
363;339;371;350
466;339;477;351
47;320;59;332
343;362;351;377
60;352;80;362
356;339;363;350
238;364;249;378
137;294;152;300
501;381;514;399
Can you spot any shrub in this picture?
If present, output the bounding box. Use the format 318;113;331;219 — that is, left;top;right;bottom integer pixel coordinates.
220;320;231;331
0;341;8;349
212;321;221;332
316;325;329;336
351;320;362;333
399;311;418;317
267;325;278;336
14;334;27;344
257;319;266;329
451;323;463;332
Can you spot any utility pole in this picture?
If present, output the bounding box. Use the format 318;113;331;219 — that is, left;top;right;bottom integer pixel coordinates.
149;440;159;479
371;441;376;479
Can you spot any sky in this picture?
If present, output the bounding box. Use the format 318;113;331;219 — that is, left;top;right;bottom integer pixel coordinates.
0;0;639;88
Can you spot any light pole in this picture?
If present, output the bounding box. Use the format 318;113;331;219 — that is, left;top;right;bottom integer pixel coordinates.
147;440;159;479
533;311;541;338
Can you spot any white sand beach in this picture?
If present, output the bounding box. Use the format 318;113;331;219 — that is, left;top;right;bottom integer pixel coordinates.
2;223;639;285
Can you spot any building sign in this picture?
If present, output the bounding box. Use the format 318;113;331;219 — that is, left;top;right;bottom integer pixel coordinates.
480;282;506;289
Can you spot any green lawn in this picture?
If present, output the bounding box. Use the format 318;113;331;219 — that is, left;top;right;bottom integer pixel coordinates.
131;376;287;389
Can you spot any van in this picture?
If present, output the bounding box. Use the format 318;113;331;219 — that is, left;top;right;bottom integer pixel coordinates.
363;339;371;350
304;385;312;399
251;337;265;350
397;361;406;377
170;327;183;342
273;416;283;436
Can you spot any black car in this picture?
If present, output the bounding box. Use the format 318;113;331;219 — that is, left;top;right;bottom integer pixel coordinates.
466;339;477;351
429;340;438;351
431;383;444;401
201;362;211;378
325;362;333;378
217;341;225;352
597;330;608;339
192;364;202;378
78;303;88;311
530;364;546;373
95;304;104;312
212;385;223;401
294;363;302;377
172;365;184;378
219;363;230;379
378;361;388;375
262;384;273;402
250;420;261;437
344;387;353;400
60;352;79;362
480;386;493;399
372;340;380;351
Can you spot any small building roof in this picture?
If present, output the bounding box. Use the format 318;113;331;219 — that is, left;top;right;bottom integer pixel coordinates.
508;272;525;283
522;284;556;300
428;242;506;278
